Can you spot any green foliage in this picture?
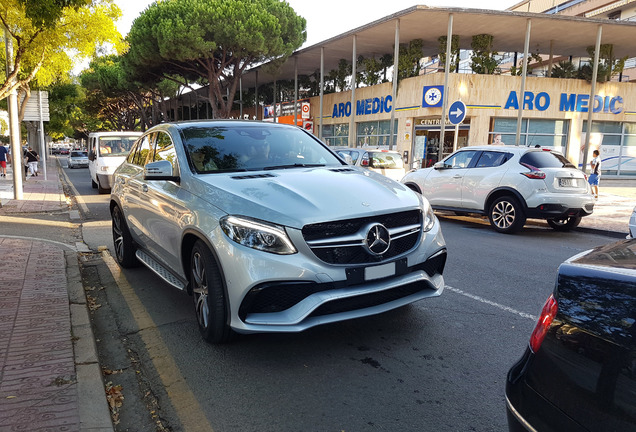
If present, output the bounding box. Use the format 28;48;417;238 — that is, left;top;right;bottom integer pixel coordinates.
579;44;627;82
0;0;124;105
326;59;351;93
17;0;90;28
124;0;306;118
550;60;577;78
397;39;424;81
46;82;91;140
437;35;460;72
357;55;384;87
470;34;500;75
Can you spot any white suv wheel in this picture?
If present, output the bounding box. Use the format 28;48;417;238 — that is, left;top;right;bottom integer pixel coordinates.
489;196;526;234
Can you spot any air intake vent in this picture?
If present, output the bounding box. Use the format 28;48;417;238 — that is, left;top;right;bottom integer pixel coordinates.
231;173;277;180
329;168;356;173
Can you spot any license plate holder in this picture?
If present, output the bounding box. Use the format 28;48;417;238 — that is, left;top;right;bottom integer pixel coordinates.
559;178;575;187
364;262;396;281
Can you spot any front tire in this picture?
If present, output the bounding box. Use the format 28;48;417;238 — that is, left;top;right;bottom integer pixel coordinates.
111;205;138;268
488;196;526;234
547;216;582;231
190;240;232;344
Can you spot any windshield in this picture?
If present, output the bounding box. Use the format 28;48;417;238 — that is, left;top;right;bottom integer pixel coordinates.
181;124;344;173
71;151;87;157
98;136;138;157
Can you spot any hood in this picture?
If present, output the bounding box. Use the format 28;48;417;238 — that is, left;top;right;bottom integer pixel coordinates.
191;166;421;229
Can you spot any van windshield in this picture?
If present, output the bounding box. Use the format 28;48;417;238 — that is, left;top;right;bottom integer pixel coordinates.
98;136;138;157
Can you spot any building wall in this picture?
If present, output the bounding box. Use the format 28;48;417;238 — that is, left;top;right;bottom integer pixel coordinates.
307;72;636;173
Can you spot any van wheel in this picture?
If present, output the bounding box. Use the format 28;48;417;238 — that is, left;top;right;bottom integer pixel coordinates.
547;216;581;231
91;178;97;189
190;240;233;344
488;196;526;234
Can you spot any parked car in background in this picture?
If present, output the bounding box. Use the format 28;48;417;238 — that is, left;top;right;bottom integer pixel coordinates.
59;147;70;155
88;131;141;194
629;205;636;239
506;239;636;432
67;150;88;169
401;145;595;233
110;120;446;344
335;148;406;182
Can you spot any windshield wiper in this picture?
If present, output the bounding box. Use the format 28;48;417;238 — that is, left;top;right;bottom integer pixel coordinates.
263;163;325;170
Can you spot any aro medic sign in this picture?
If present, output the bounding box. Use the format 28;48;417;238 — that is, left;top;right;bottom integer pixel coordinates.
504;91;624;114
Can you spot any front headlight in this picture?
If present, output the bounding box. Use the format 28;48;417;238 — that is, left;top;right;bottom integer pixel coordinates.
421;198;436;232
220;215;297;255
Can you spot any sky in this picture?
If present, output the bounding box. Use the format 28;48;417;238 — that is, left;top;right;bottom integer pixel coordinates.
114;0;520;46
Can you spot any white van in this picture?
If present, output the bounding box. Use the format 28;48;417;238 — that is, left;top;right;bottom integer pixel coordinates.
88;131;141;193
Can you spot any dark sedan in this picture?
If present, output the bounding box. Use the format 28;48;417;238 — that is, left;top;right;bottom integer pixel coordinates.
506;239;636;432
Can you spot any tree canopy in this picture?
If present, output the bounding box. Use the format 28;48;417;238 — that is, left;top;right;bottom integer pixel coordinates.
124;0;306;119
0;0;125;111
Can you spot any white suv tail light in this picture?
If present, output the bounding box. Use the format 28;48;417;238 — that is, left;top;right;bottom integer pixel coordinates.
520;162;546;179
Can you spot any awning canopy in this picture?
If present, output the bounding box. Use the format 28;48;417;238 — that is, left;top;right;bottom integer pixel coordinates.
238;5;636;88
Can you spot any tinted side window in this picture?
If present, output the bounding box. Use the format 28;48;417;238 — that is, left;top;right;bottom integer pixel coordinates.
520;151;575;168
475;151;512;168
443;150;478;169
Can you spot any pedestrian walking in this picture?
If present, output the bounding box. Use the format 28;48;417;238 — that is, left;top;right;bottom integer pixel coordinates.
25;146;40;177
588;149;601;199
0;144;10;177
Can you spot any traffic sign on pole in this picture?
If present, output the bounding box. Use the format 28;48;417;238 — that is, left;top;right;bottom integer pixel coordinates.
448;100;466;125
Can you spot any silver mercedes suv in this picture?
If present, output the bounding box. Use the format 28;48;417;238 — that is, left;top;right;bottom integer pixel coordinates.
110;121;446;343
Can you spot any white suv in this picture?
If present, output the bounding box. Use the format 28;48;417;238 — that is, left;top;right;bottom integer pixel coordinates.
110;121;447;343
401;145;595;233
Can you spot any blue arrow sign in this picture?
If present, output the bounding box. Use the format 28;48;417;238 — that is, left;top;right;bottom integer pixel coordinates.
448;100;466;125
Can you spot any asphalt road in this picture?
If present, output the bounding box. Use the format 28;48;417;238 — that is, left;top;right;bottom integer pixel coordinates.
60;162;618;432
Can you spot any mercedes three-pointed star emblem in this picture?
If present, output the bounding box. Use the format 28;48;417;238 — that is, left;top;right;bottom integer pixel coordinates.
364;224;391;256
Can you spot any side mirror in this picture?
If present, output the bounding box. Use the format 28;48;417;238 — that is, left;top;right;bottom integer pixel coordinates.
433;161;446;170
88;151;95;161
144;160;179;182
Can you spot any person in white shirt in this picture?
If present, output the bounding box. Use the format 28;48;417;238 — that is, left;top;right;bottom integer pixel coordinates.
588;149;601;199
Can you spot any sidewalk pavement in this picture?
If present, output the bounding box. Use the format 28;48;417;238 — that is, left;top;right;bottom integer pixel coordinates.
0;158;634;431
0;158;113;432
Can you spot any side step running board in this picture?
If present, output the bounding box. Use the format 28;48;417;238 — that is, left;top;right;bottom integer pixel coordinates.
136;250;187;291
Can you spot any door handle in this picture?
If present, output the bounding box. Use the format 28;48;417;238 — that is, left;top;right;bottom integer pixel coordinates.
142;184;148;193
453;174;462;179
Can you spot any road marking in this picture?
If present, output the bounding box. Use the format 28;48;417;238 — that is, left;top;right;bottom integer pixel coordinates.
102;251;215;432
445;285;538;321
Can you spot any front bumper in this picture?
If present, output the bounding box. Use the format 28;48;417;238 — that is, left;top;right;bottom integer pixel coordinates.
214;218;447;334
96;173;115;189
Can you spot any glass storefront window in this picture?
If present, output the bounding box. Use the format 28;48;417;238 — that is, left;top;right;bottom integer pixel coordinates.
582;121;636;176
357;120;397;147
323;123;349;147
491;118;568;153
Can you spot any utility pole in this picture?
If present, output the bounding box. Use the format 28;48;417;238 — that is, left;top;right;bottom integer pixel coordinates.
4;27;23;199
